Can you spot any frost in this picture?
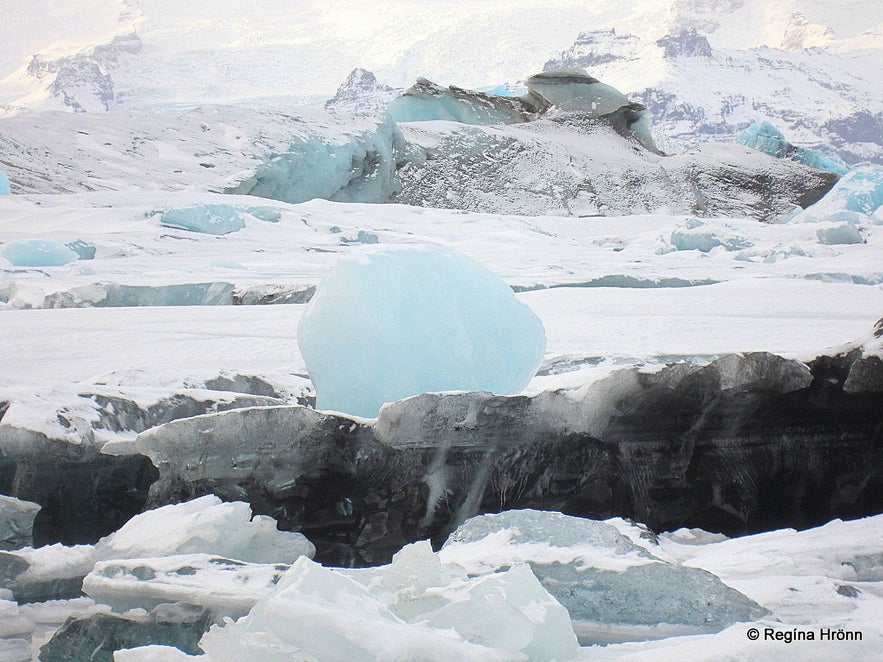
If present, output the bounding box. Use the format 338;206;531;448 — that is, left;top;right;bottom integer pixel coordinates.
160;205;246;235
2;240;79;267
298;246;546;418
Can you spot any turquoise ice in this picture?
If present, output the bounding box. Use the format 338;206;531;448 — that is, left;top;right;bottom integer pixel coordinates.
2;240;79;267
298;246;546;418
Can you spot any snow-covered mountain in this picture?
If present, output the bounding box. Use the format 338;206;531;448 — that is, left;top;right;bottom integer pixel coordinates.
1;1;880;163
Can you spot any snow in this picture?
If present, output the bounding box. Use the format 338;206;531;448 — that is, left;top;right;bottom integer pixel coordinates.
297;245;546;418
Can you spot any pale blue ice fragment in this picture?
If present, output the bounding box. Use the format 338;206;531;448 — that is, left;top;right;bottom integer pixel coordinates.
298;246;546;418
738;121;848;175
388;78;525;124
791;164;883;223
245;206;281;223
2;240;79;266
670;218;752;252
0;170;10;195
160;204;246;235
817;223;864;245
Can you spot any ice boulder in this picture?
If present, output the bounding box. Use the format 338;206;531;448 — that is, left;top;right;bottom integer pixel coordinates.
669;218;752;252
0;170;10;195
298;245;546;418
2;240;79;267
817;223;865;245
160;205;246;235
440;510;767;642
738;121;849;175
95;495;314;564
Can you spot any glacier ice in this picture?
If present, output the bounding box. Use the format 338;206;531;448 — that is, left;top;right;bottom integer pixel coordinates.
95;496;314;564
160;205;246;235
297;245;546;417
440;510;767;638
526;68;631;115
816;223;865;245
738;121;849;175
0;170;10;195
0;495;40;549
388;77;532;124
2;240;79;267
198;552;577;661
669;218;752;252
802;164;883;217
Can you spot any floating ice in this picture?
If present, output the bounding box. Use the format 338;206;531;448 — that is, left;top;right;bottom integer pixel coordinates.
817;223;865;245
297;245;546;417
669;218;753;252
440;510;767;641
198;553;576;661
95;495;314;564
2;240;79;267
738;121;849;175
160;205;246;235
0;170;9;195
0;496;40;549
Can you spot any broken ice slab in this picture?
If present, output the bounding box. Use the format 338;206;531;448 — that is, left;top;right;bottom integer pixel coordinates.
198;555;572;662
0;495;40;550
94;496;314;565
0;544;96;603
159;205;246;235
83;554;287;619
440;510;768;644
40;602;212;662
1;240;79;267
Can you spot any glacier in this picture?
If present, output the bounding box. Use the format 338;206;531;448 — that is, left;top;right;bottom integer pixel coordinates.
297;245;546;418
738;120;849;175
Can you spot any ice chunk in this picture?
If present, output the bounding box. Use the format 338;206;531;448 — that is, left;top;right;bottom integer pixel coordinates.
95;496;314;564
160;205;246;235
669;218;752;252
0;599;35;639
440;510;767;642
298;245;546;417
83;554;286;618
243;206;280;222
791;164;883;223
115;646;202;661
0;544;97;603
816;223;865;245
198;556;549;661
738;121;849;175
526;68;630;115
0;495;40;549
40;603;211;661
64;239;96;260
0;170;10;195
2;240;79;267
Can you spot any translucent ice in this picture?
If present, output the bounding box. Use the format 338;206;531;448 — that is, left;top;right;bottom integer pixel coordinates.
298;245;546;418
199;554;575;661
388;78;529;124
440;510;767;639
526;68;631;115
2;240;79;267
816;223;864;245
738;121;849;175
95;495;314;564
0;170;10;195
160;205;246;235
669;218;752;252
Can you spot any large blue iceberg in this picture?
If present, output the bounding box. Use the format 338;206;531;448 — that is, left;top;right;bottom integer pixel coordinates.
297;246;546;418
738;121;848;175
2;240;79;267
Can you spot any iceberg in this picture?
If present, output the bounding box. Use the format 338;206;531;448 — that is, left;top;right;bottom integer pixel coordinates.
816;223;865;245
2;240;79;267
95;496;314;564
160;205;246;235
440;510;767;641
669;218;753;252
388;77;536;124
298;245;546;418
738;121;849;175
0;170;10;195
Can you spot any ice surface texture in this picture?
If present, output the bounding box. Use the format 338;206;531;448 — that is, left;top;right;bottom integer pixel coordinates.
2;240;79;267
298;246;546;417
738;121;849;175
441;510;767;634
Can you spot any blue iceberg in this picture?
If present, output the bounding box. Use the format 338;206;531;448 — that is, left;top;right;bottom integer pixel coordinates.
738;121;849;175
160;204;246;235
791;164;883;223
297;246;546;418
0;170;10;195
2;240;79;266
